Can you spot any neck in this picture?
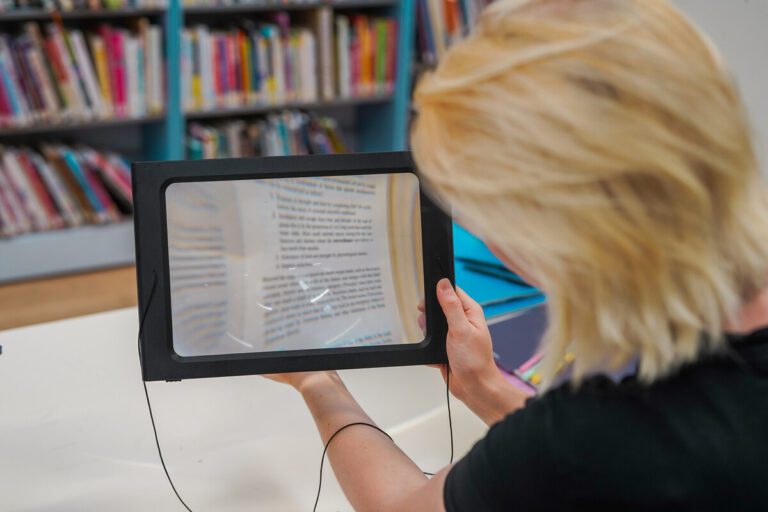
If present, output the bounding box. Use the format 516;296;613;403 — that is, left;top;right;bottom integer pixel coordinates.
725;286;768;334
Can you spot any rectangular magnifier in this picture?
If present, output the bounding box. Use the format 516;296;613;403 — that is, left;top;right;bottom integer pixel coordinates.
133;152;453;381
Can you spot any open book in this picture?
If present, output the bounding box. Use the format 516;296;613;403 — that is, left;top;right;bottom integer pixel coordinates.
165;174;424;357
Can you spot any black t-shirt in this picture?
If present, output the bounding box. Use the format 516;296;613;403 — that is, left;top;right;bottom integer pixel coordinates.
444;328;768;511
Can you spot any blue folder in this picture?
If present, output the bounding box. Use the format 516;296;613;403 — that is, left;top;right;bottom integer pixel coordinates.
452;223;546;319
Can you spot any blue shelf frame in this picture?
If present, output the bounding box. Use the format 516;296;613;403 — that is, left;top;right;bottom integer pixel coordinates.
0;0;416;283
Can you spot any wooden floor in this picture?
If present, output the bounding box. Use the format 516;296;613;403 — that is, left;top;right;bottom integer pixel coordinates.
0;266;138;331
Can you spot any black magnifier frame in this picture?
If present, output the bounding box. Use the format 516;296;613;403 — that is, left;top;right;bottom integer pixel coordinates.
134;151;453;381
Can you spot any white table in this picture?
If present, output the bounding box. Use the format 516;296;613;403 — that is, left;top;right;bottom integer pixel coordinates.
0;308;486;511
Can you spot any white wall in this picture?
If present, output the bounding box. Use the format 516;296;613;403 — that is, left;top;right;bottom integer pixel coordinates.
674;0;768;172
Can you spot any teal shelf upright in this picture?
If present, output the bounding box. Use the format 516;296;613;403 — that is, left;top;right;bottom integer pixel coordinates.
391;0;416;150
144;0;184;161
357;0;414;152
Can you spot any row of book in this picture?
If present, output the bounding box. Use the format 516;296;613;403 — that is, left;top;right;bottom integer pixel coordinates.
0;0;164;12
181;18;319;111
0;20;164;128
180;12;397;112
0;112;346;236
0;145;132;237
187;110;347;159
335;14;397;98
416;0;492;64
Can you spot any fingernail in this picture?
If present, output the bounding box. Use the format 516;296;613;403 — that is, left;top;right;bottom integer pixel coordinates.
438;279;453;293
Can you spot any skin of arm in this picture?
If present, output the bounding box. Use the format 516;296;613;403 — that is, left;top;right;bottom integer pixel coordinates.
266;279;529;511
289;370;450;512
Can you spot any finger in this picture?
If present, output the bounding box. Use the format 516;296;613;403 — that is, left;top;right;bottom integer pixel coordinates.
455;286;487;328
436;278;471;334
418;311;426;333
417;298;425;313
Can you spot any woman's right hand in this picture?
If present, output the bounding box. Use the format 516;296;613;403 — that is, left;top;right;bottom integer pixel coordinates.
430;278;529;425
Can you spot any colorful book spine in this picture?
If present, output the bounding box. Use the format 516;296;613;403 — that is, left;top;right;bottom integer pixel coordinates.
254;31;268;103
225;32;238;107
335;16;351;99
239;30;252;104
316;6;333;101
186;110;348;160
62;28;92;115
77;150;121;222
60;148;106;221
0;162;32;235
89;34;114;117
111;29;127;117
0;36;29;125
22;23;61;120
70;29;106;118
146;25;163;114
124;35;140;116
374;19;387;95
29;152;84;227
2;150;49;230
355;16;370;96
349;22;360;97
11;37;44;121
17;150;64;229
216;35;227;107
0;77;10;126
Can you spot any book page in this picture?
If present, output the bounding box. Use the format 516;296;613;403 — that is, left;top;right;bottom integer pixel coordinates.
165;174;423;357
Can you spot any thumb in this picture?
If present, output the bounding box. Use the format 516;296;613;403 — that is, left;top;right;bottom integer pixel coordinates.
436;278;470;333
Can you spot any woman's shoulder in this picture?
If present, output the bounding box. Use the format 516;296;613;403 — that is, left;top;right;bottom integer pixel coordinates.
447;351;768;511
494;343;768;473
445;376;644;510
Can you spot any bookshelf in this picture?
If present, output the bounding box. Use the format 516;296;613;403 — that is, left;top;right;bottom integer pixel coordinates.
0;0;415;283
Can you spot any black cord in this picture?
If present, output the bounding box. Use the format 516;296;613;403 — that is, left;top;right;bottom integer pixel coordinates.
138;270;456;512
137;272;194;512
312;422;394;512
312;366;455;511
446;365;455;464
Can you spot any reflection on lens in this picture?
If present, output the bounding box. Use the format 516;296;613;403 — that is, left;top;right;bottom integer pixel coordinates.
166;174;424;356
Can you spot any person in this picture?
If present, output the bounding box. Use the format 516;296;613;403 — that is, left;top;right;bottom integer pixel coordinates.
267;0;768;510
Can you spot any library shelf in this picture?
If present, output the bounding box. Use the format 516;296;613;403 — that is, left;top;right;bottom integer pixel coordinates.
0;7;165;22
0;221;135;284
0;114;167;138
184;95;394;120
0;0;415;283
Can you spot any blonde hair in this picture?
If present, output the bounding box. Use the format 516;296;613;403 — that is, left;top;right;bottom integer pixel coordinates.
412;0;768;387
